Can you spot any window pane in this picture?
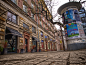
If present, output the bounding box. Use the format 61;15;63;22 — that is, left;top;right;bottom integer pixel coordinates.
31;13;34;19
12;19;16;23
23;5;27;13
7;12;17;24
11;0;17;4
41;31;43;37
32;26;36;33
12;14;16;23
12;15;16;20
8;12;11;17
40;20;41;25
31;3;34;8
25;0;27;2
43;17;44;21
7;12;11;21
23;23;29;29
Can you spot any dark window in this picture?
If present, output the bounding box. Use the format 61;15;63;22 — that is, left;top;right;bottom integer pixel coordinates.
25;0;27;2
32;26;36;33
23;4;27;13
47;36;49;39
7;12;17;24
41;31;43;37
31;13;34;19
11;0;17;4
31;2;34;9
23;23;29;29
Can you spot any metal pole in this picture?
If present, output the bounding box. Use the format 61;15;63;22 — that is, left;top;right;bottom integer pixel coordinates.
36;7;40;52
60;26;65;51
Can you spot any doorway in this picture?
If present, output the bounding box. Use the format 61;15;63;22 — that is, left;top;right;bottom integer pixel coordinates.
6;36;17;53
46;42;47;51
32;41;37;52
32;37;37;52
25;38;28;52
24;32;30;53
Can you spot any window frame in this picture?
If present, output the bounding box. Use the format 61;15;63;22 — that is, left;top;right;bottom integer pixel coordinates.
25;0;27;2
23;4;27;13
32;26;36;33
7;12;17;24
41;31;43;37
31;12;34;19
11;0;17;4
31;2;34;9
23;23;29;30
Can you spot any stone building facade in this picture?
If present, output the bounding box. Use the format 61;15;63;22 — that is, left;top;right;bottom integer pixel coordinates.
0;0;57;54
54;27;63;51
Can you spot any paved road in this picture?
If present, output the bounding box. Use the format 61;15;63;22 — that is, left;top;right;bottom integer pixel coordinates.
0;49;86;65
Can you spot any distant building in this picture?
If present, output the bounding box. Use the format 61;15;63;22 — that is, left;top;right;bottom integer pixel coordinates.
79;7;86;23
54;28;64;51
79;7;86;35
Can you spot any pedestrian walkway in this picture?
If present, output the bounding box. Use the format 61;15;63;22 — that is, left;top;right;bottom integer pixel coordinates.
0;49;86;65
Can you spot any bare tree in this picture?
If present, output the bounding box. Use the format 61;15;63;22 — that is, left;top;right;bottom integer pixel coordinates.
44;0;59;20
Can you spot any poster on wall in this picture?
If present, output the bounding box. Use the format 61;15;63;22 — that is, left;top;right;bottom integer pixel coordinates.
62;9;82;25
74;10;81;22
66;23;79;39
64;9;75;23
77;23;85;37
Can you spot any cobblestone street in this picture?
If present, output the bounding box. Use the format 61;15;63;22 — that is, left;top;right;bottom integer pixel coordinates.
0;49;86;65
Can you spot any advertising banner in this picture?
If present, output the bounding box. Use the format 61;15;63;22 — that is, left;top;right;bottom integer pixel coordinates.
66;23;79;38
63;9;82;24
77;23;85;37
74;10;81;22
64;9;75;23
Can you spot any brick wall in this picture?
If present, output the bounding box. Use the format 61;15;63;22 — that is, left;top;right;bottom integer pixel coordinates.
18;0;23;9
27;0;31;7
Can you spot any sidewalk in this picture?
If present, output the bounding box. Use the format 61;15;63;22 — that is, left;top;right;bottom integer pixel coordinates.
0;49;86;65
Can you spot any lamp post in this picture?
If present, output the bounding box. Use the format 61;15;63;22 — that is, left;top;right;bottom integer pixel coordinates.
35;9;41;52
37;17;40;52
36;13;40;52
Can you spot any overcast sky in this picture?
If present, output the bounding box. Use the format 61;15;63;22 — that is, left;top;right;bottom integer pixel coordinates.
45;0;86;30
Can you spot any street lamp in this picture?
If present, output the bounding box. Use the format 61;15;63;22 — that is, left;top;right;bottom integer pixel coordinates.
35;9;41;52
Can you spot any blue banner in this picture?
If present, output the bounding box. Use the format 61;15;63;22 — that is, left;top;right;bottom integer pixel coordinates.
41;40;44;42
64;9;75;23
45;36;47;38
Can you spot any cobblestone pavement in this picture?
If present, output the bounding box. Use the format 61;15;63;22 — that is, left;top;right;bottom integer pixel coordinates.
0;49;86;65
